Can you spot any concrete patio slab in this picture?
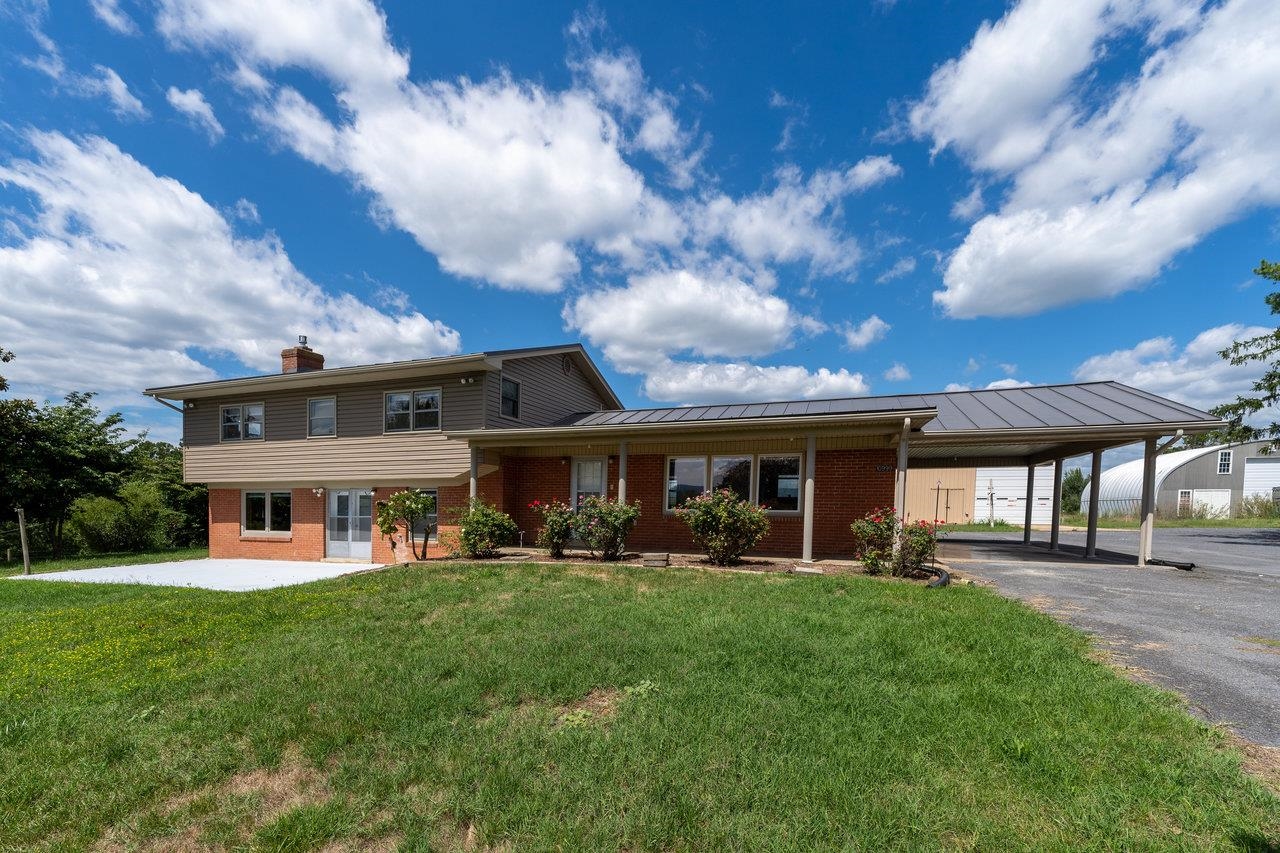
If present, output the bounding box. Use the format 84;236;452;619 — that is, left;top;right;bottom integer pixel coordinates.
8;559;382;592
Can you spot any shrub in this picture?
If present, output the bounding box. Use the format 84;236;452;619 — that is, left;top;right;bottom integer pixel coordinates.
893;519;940;577
70;482;177;554
675;489;770;565
1239;494;1280;518
529;499;575;558
375;489;436;561
850;506;898;575
451;499;517;559
573;496;640;561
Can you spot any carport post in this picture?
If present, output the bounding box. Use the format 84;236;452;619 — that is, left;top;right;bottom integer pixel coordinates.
1085;449;1103;558
469;449;479;501
1022;463;1035;545
801;434;817;563
1049;458;1064;551
1138;437;1157;567
617;441;628;504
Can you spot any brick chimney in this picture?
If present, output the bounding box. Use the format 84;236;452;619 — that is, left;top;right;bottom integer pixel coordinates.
281;336;324;374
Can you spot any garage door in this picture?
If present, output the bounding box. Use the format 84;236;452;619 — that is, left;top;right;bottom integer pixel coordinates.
1243;457;1280;500
1192;489;1231;518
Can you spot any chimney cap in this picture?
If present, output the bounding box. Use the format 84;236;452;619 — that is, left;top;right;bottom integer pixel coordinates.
298;334;309;347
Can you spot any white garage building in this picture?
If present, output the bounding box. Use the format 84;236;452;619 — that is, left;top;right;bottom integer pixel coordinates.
1080;440;1280;518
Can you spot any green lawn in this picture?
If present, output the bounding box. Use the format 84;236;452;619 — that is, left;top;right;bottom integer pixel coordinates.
1060;513;1280;529
1;562;1276;851
0;546;209;578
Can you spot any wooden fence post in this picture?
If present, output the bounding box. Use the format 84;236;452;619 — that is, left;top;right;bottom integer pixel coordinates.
17;507;31;575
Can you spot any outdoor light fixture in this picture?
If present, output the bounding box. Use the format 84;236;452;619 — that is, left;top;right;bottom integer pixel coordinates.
312;487;325;498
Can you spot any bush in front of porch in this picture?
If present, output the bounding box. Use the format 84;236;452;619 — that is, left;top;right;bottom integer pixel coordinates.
675;488;770;566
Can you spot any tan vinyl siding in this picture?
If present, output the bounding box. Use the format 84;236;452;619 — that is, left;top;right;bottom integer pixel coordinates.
184;373;484;448
184;432;474;485
905;467;975;524
486;354;608;427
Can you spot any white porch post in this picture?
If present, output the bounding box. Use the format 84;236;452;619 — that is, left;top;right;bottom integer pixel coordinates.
894;421;910;520
1022;463;1035;545
1048;458;1064;551
1085;448;1103;558
617;441;628;504
1138;437;1157;566
469;448;479;501
801;434;817;563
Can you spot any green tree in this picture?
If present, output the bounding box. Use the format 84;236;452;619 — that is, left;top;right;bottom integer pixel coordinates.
0;347;13;392
1197;260;1280;447
124;438;208;546
1061;467;1087;514
376;489;437;561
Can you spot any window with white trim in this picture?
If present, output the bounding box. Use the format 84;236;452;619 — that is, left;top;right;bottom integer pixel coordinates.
573;457;606;507
666;457;706;510
410;488;439;542
244;490;291;533
1177;489;1192;517
307;397;336;437
501;377;520;418
711;456;752;501
385;389;442;432
757;455;802;512
1218;449;1233;475
221;403;264;441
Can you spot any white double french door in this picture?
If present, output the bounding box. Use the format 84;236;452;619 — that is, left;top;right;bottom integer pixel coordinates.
327;488;373;560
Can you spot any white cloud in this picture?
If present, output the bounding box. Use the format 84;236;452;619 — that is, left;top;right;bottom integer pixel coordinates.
998;362;1018;376
883;362;911;381
842;315;890;350
985;378;1034;389
643;360;869;404
232;197;259;222
944;382;972;392
1073;323;1272;411
964;357;980;374
951;184;984;220
564;269;817;373
876;256;916;283
0;132;460;405
922;0;1280;318
75;65;148;118
166;86;225;142
90;0;138;34
846;155;903;190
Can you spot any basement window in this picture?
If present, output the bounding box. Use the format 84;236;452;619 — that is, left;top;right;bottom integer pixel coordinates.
244;491;291;534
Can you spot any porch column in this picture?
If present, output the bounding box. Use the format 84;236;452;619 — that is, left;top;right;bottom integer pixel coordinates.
617;441;628;504
801;434;817;563
1022;463;1035;545
469;448;479;501
1085;448;1103;558
894;421;910;520
1048;458;1064;551
1138;437;1157;567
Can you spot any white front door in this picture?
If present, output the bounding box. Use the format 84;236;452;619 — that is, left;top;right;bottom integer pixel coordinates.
327;488;373;560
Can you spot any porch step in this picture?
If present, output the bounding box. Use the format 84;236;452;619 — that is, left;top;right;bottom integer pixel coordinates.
641;552;669;567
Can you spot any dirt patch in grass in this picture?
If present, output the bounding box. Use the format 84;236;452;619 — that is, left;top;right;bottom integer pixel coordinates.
316;833;404;852
555;687;625;726
1230;735;1280;796
95;745;332;852
434;819;514;852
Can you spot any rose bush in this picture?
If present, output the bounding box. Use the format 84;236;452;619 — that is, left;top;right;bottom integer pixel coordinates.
675;489;770;566
573;496;640;561
529;498;575;558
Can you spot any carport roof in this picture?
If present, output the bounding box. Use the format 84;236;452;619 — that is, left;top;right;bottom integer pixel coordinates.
450;381;1222;463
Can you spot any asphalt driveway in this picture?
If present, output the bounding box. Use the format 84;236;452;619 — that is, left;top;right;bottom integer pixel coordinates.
8;559;382;592
942;529;1280;747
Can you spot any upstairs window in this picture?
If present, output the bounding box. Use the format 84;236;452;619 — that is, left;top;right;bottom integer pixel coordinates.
307;397;336;437
1218;449;1233;475
413;390;441;430
501;377;520;418
221;403;263;441
385;389;442;432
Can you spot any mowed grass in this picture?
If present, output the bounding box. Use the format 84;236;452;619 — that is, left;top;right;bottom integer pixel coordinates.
1;563;1277;851
0;546;209;577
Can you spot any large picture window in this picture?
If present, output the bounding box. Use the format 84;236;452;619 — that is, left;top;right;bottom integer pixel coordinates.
711;456;752;501
757;455;802;512
221;403;264;441
307;397;336;437
244;490;291;533
666;457;706;510
385;389;442;432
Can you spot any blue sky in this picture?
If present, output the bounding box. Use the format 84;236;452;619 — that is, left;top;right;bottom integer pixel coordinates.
2;0;1278;446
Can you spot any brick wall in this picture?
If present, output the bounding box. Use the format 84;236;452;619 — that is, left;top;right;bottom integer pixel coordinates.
208;487;326;560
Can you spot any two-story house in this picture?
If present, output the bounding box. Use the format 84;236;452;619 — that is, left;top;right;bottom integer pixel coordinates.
145;340;1222;565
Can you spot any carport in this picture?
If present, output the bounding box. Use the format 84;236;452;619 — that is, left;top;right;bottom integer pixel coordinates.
894;382;1223;566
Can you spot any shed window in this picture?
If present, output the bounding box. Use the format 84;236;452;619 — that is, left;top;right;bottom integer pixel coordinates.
711;456;752;501
501;377;520;418
221;403;263;441
413;390;441;430
758;455;801;512
244;491;291;533
1177;489;1192;517
666;457;706;510
1218;450;1233;475
308;397;336;437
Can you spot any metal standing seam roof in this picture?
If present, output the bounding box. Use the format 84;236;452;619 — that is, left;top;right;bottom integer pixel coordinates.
547;381;1218;434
